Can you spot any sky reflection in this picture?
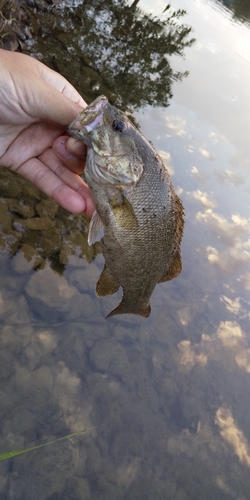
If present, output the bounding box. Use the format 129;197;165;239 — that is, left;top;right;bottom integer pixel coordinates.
134;0;250;336
1;1;250;498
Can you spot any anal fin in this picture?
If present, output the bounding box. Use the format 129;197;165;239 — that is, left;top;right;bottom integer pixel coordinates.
96;265;120;297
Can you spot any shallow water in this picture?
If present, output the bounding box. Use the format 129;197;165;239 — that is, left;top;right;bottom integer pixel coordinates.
1;1;250;499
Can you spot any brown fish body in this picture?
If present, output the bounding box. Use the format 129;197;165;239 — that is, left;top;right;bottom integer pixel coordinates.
68;96;184;318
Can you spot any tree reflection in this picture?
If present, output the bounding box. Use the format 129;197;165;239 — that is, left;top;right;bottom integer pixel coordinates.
217;0;250;24
35;0;195;111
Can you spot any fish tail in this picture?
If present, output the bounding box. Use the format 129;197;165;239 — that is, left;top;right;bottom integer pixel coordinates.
106;300;151;319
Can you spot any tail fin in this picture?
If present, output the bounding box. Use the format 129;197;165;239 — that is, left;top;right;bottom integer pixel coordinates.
106;299;151;319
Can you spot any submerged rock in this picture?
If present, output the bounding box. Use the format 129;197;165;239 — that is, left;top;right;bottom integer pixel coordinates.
13;217;55;231
0;293;31;324
89;338;130;382
68;263;102;293
36;199;59;218
25;267;85;321
0;0;54;55
7;199;35;218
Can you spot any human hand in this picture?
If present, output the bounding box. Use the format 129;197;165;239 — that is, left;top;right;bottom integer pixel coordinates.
0;49;95;217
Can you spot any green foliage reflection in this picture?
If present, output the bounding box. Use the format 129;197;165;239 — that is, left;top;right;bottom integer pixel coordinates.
218;0;250;24
35;0;195;111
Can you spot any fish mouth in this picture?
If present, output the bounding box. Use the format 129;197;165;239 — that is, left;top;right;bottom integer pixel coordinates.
66;123;85;142
84;95;108;116
67;95;108;143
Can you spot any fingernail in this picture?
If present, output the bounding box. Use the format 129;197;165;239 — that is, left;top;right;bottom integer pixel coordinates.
66;137;86;158
55;138;74;160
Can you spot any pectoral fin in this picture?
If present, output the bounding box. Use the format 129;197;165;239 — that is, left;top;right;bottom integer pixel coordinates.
96;265;120;297
88;210;105;245
158;251;182;283
110;193;138;230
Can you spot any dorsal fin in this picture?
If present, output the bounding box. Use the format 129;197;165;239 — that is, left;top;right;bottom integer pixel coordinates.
158;251;182;283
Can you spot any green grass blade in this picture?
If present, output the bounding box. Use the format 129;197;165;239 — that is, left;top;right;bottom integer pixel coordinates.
0;427;97;461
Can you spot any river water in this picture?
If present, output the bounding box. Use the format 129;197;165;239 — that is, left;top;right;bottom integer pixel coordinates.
0;1;250;499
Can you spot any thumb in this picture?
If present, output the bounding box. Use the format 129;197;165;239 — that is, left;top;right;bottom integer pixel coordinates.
31;78;85;126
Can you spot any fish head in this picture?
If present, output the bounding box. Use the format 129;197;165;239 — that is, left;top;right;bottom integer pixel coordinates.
67;95;143;187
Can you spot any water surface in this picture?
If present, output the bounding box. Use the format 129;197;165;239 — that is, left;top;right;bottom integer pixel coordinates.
0;1;250;499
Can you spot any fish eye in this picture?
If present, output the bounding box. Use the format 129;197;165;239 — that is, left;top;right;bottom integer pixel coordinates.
112;120;126;133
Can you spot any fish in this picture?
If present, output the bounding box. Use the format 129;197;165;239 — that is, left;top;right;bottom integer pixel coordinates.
67;95;184;318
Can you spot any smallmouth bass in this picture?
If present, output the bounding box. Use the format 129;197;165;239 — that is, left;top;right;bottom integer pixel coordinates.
68;96;184;318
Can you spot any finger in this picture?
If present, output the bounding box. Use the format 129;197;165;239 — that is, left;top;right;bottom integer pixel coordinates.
32;80;85;126
0;50;87;126
22;72;85;126
53;136;86;174
38;148;96;217
14;155;95;217
37;61;87;107
1;122;64;168
66;137;87;158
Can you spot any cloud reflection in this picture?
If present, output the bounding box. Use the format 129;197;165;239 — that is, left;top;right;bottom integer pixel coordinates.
199;147;214;160
209;131;227;143
177;320;250;376
158;149;174;175
205;244;250;274
240;272;250;290
196;211;250;246
214;168;244;186
215;407;250;467
188;190;216;210
190;166;209;184
178;340;208;368
220;295;241;315
165;115;186;136
217;320;243;347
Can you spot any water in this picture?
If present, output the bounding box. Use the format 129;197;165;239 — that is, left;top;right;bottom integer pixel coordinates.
0;1;250;498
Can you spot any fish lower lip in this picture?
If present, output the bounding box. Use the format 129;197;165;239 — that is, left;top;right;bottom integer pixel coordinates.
67;127;85;138
66;126;91;147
